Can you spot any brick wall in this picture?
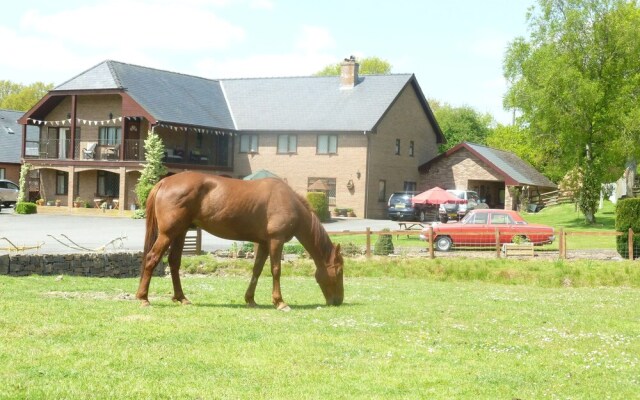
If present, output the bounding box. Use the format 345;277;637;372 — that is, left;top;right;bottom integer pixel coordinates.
0;252;164;278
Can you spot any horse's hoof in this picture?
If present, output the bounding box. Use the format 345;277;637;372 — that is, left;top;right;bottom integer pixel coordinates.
140;300;151;307
277;303;291;312
172;297;192;305
246;301;258;308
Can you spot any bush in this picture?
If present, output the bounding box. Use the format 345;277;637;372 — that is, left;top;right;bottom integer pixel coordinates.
14;202;37;214
306;192;330;222
373;229;394;255
615;198;640;259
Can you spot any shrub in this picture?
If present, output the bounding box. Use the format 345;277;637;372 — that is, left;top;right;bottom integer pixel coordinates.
373;229;394;255
615;198;640;259
306;192;330;222
284;243;306;256
15;202;37;214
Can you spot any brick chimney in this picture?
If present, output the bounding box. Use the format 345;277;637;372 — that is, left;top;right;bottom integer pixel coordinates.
340;55;359;89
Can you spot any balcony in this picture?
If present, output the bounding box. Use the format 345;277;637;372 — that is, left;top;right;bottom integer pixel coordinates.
24;139;232;169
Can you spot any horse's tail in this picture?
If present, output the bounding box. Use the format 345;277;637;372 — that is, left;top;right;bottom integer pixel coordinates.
143;183;161;258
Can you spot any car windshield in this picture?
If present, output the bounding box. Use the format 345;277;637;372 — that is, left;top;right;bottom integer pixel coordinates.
390;194;412;203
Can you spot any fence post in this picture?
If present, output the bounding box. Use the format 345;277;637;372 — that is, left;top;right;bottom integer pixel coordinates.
428;226;434;259
366;227;371;258
629;228;634;261
558;228;563;259
196;227;202;256
561;228;567;259
495;228;501;258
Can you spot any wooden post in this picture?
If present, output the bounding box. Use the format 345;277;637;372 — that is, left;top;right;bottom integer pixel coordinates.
560;228;566;259
428;226;434;259
629;228;634;261
366;227;371;258
558;228;563;259
495;228;501;258
196;227;202;255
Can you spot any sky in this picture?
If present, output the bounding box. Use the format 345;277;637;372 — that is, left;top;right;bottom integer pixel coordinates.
0;0;534;125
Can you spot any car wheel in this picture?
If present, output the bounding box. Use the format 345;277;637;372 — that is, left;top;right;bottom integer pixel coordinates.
419;210;426;222
512;235;530;244
434;236;452;251
439;214;449;223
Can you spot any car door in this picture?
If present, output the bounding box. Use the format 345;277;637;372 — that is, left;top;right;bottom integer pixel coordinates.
489;212;516;243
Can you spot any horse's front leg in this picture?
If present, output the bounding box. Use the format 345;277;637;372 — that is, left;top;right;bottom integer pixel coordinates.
136;235;171;307
168;233;191;305
269;241;290;311
245;243;268;307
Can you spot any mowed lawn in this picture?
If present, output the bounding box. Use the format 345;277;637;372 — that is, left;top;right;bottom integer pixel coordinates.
1;263;639;399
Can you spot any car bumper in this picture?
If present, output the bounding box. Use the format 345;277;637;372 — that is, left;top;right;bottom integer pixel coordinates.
388;210;416;220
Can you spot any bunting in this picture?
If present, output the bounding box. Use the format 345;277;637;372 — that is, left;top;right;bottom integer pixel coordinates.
156;122;234;136
28;116;124;126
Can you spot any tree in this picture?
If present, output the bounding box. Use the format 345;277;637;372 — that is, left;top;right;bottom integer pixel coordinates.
134;130;167;216
314;56;392;76
432;103;493;152
504;0;640;224
0;81;53;111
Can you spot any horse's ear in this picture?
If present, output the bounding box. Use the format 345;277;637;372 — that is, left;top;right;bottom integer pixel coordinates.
335;243;341;255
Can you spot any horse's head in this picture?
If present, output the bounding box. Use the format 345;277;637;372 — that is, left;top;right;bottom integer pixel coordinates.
315;243;344;306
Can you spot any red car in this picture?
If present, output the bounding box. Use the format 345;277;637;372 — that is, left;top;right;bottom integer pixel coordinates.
419;209;555;251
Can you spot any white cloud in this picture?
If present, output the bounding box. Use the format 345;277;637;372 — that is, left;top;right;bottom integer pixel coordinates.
19;0;244;52
195;52;336;79
295;26;335;53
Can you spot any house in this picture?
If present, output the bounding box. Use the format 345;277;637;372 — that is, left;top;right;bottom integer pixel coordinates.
0;109;39;183
418;142;557;210
18;59;445;217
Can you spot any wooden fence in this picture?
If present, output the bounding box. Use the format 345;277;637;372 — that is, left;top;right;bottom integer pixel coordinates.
328;227;638;260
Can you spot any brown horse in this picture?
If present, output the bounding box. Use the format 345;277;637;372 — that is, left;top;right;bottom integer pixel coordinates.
135;171;344;310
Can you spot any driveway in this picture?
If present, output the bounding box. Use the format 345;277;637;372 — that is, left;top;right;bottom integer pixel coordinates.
0;207;398;255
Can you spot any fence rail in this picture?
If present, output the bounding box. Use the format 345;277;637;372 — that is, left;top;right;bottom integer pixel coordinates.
326;227;637;261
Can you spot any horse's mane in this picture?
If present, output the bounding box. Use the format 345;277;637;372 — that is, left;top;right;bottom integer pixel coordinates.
295;192;334;258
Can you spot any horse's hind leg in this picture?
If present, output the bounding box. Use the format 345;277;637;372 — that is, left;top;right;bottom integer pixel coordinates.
168;233;191;305
245;243;268;308
268;240;290;311
136;234;172;306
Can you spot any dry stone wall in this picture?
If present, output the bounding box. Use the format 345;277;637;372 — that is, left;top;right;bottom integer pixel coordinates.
0;252;165;278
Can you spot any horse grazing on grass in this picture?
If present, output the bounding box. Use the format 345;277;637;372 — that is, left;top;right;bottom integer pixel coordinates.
135;171;344;310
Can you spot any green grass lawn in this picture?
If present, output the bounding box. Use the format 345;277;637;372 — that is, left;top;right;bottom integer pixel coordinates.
2;257;639;399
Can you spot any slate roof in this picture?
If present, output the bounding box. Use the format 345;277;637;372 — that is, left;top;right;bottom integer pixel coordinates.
420;142;557;188
0;109;39;163
56;61;234;129
51;60;443;139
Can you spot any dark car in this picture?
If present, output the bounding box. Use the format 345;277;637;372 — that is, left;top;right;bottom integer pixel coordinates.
388;191;438;222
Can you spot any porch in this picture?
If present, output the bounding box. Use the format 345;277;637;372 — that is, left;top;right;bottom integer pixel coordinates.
24;137;232;168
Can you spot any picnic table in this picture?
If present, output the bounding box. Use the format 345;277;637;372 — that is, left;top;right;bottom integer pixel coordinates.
397;222;424;238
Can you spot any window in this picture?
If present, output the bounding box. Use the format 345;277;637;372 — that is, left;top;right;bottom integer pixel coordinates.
277;135;297;154
239;134;258;153
378;180;386;202
403;181;416;192
197;132;203;148
395;139;400;155
98;127;121;145
317;135;337;154
308;177;336;206
56;171;68;195
97;171;119;197
490;213;513;225
0;168;5;179
409;141;414;157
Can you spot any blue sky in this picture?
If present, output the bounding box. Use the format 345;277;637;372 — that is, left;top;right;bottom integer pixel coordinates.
1;0;533;124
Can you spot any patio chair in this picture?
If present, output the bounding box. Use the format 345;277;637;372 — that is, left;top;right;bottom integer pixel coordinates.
83;142;97;159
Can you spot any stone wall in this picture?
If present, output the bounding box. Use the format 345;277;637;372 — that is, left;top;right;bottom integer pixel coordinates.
0;252;165;278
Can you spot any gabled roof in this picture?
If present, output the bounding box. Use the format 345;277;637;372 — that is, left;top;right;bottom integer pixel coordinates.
419;142;557;188
0;109;38;163
48;60;444;140
55;61;234;129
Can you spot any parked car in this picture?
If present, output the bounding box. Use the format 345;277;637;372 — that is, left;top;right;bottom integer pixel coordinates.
0;179;19;208
439;189;480;222
387;191;437;222
420;208;555;251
